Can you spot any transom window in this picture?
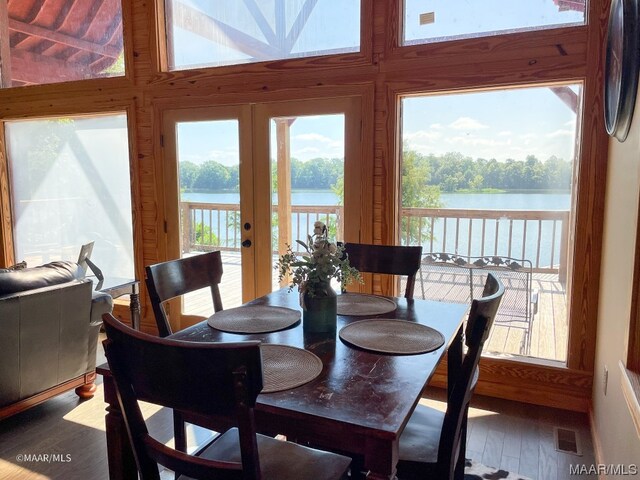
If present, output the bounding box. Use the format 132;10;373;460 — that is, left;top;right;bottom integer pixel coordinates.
402;0;586;46
164;0;360;70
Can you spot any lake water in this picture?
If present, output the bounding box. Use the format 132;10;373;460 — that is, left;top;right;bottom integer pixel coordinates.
182;190;570;210
181;190;571;267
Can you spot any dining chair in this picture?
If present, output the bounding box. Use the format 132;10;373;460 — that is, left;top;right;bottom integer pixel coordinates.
145;251;224;454
101;313;352;480
340;243;423;298
145;251;224;338
396;273;504;480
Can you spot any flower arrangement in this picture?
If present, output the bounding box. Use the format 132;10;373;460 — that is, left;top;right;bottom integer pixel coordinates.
277;221;361;298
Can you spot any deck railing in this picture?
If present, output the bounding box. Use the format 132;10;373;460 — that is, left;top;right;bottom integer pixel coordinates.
180;202;569;280
401;207;569;279
180;202;342;253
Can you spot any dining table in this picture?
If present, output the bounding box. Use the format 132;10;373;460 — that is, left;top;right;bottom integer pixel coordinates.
97;287;468;480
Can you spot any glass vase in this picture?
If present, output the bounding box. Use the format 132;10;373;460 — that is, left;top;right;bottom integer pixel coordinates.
301;286;337;333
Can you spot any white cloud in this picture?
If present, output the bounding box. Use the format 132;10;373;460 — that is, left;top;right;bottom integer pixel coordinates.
449;117;489;131
498;131;512;137
546;129;573;138
293;146;322;156
430;123;443;129
404;130;443;141
293;133;333;143
519;133;537;141
445;136;507;148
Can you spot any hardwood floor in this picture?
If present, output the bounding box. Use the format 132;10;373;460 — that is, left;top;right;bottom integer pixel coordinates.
422;387;596;480
0;339;595;480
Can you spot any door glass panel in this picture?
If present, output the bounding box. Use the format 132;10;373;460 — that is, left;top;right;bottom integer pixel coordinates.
403;0;586;46
269;114;345;292
6;114;134;277
165;0;360;70
400;85;581;363
176;120;243;313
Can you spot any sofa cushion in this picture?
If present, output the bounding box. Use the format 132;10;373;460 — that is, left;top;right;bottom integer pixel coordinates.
0;261;82;296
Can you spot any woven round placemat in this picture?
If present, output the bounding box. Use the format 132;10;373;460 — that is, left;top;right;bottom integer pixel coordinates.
260;344;323;393
207;305;300;334
336;293;397;316
339;319;445;355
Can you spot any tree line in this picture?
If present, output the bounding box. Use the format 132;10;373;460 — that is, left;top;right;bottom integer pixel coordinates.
180;157;343;191
180;151;572;193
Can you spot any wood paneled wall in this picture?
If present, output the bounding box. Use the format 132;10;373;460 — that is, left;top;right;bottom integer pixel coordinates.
0;0;610;411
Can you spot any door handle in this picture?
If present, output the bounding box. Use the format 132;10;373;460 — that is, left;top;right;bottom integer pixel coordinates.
242;239;252;248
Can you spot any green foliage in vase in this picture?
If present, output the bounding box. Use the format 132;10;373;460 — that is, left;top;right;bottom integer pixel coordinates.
277;221;362;297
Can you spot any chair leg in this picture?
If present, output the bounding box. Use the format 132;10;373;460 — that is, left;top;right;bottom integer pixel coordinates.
349;456;367;479
453;409;470;480
174;411;187;452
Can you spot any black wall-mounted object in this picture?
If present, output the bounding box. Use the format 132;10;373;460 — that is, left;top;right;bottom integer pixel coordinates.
604;0;640;142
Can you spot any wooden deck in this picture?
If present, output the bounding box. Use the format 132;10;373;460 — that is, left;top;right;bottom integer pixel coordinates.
184;252;568;363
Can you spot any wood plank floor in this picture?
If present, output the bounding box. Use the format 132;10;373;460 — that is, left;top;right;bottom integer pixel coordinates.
0;336;594;480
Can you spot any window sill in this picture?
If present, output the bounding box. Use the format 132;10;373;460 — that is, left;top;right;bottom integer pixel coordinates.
619;361;640;439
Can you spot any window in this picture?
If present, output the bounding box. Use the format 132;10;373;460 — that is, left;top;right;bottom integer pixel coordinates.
0;1;124;88
5;114;134;278
164;0;360;70
400;84;582;362
402;0;586;46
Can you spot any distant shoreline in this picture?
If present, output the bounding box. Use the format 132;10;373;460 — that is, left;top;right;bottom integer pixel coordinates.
182;188;571;195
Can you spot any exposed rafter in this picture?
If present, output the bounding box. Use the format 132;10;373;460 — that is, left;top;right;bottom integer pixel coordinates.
550;86;579;113
8;17;121;58
0;0;12;87
172;1;280;61
10;48;96;84
241;0;277;47
286;0;318;52
172;0;319;61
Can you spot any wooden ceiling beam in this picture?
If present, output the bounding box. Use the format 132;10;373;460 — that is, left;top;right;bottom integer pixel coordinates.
242;0;277;46
9;48;99;84
286;0;318;52
8;18;121;59
172;1;280;60
0;0;12;87
550;86;579;113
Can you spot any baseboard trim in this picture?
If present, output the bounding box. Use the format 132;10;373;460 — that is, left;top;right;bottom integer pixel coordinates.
588;403;605;480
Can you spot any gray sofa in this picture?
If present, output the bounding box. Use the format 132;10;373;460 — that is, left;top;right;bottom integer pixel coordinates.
0;261;113;419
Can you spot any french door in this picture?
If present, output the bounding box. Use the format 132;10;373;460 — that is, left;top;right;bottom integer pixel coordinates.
161;97;362;331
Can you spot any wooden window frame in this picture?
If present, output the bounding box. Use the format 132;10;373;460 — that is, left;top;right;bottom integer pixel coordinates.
154;0;374;75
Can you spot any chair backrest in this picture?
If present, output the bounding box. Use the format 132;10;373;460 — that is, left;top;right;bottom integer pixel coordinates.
145;251;224;337
438;273;504;478
340;243;423;298
102;313;263;480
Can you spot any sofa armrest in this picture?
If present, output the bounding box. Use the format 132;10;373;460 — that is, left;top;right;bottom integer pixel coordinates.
90;291;113;326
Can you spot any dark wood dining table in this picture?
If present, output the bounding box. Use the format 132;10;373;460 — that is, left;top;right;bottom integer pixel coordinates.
97;288;468;480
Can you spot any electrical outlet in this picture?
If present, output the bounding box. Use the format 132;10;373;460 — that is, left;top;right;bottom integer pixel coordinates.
603;366;608;395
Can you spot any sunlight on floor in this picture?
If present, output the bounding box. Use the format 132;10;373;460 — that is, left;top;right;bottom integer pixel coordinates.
417;396;500;420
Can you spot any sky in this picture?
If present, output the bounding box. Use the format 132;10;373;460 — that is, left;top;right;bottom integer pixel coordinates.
172;1;583;167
